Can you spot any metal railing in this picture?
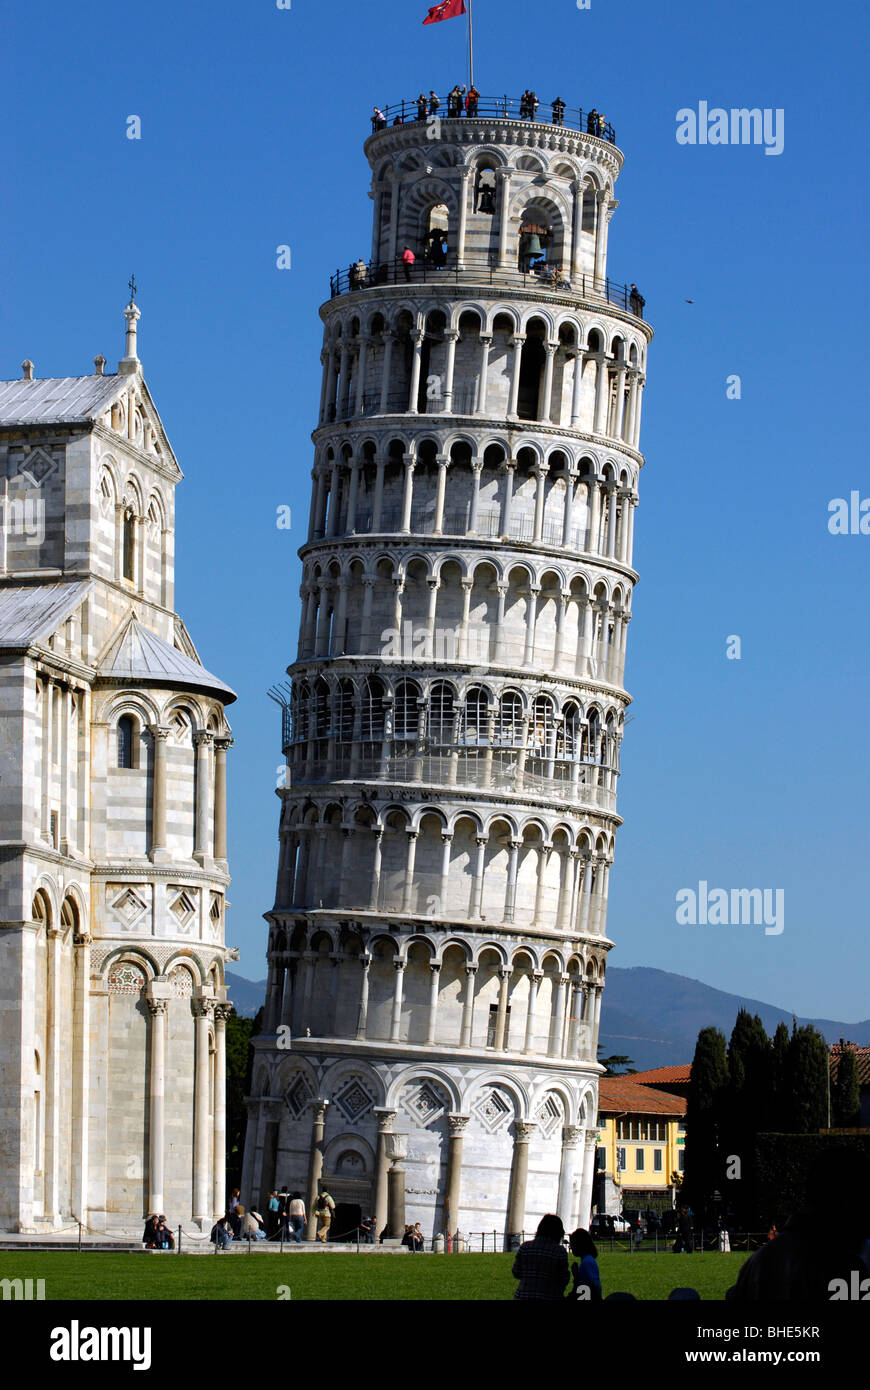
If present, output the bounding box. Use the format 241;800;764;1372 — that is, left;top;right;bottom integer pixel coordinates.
284;749;616;810
369;95;616;143
329;257;642;314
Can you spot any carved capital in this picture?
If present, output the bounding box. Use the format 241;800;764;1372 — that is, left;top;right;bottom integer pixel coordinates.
448;1113;470;1137
514;1121;537;1143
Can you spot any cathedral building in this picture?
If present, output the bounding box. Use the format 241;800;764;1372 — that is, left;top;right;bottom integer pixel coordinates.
243;95;652;1243
0;302;235;1233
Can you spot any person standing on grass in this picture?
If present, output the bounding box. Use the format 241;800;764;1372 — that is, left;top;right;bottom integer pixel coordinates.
568;1228;602;1301
512;1213;570;1300
267;1191;281;1237
289;1191;306;1243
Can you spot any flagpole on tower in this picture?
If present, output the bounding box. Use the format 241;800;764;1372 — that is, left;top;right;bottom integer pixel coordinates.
467;0;474;89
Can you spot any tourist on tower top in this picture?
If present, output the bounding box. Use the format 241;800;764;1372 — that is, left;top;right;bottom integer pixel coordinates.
402;246;416;282
465;85;480;116
551;97;566;125
448;84;466;116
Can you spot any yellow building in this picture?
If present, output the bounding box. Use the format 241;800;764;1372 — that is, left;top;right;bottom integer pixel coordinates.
594;1078;687;1215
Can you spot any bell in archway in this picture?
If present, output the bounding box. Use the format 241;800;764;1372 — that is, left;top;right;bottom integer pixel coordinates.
523;233;543;257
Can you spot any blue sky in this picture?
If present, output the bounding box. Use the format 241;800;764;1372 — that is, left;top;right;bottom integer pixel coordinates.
4;0;868;1019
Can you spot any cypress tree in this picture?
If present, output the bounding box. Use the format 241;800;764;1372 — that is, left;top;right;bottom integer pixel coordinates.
770;1021;791;1130
788;1022;829;1134
832;1045;861;1128
724;1010;770;1224
684;1026;728;1215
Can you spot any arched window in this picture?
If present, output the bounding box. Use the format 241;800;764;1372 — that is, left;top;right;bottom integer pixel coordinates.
495;691;524;745
429;682;455;743
117;715;138;769
462;686;489;744
361;678;386;741
394;681;420;740
122;508;135;581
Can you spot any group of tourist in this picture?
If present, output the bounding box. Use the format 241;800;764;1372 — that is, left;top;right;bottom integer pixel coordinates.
142;1214;175;1250
370;94;612;137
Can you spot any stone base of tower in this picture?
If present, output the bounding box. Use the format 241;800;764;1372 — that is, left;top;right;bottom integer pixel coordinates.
243;1040;601;1248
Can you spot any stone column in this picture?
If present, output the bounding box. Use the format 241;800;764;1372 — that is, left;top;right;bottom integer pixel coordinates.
496;169;513;268
433;456;449;532
471;834;488;918
213;736;232;864
613;364;627;439
425;962;441;1045
192;994;215;1224
304;1100;329;1241
400;453;416;531
499;462;516;536
213;1002;230;1218
557;1125;582;1231
193;731;213;864
444;1114;469;1234
455;169;470;266
369;827;383;910
523;971;542;1053
373;1108;396;1237
533;843;552;922
539;343;557;423
71;931;92;1222
508;336;525;418
593;192;610;284
533;465;549;541
507;1121;537;1244
567;979;584;1057
578;1132;599;1229
571;180;584;276
390;958;406;1042
549;974;568;1055
522;586;540;665
401;830;418;912
468;461;484;534
147;996;168;1215
356;952;372;1040
279;954;295;1029
492;967;512;1050
460;964;477;1047
442;333;459;412
408;330;424;413
346;459;361;534
505;837;521;923
592;356;610;435
379;336;394;413
44;926;62;1222
476;335;493;415
438;833;453;915
385;1132;409;1238
354;337;369;416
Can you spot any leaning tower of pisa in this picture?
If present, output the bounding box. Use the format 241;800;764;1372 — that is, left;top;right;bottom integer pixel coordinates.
243;95;651;1245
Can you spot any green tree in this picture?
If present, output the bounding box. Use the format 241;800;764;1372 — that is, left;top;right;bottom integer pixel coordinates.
723;1010;770;1224
596;1048;635;1076
788;1022;829;1134
770;1021;791;1130
832;1046;861;1128
224;1009;261;1194
683;1026;728;1216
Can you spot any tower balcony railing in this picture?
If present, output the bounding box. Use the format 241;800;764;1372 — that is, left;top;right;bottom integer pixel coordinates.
329;256;641;314
283;748;617;812
369;95;616;144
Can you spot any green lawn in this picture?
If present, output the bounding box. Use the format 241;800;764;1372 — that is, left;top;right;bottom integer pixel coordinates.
0;1250;749;1301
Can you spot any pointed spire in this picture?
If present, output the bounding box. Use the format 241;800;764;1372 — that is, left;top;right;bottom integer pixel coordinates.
119;276;141;375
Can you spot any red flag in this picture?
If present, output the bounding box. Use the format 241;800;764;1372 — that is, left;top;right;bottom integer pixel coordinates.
423;0;467;24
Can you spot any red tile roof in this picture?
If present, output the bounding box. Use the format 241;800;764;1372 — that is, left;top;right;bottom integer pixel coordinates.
627;1065;692;1085
598;1079;687;1116
830;1043;870;1087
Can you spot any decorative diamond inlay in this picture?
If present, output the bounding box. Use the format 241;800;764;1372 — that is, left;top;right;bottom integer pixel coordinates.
535;1094;564;1140
334;1078;375;1122
284;1073;313;1118
400;1080;448;1129
473;1087;512;1135
170;892;196;931
111;887;148;928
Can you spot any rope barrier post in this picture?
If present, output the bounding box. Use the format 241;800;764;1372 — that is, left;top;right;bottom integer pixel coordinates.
248;1233;252;1254
280;1222;285;1254
177;1225;182;1255
77;1221;82;1253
